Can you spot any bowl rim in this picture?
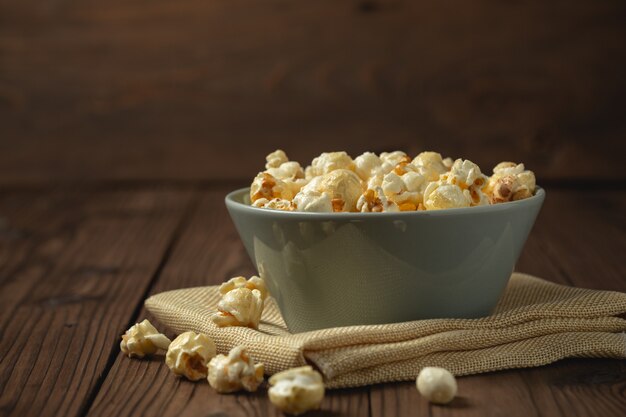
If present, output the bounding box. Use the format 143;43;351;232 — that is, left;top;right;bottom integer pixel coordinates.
225;186;545;219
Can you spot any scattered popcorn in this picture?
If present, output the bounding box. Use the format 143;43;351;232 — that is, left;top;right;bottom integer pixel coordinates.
268;366;325;415
212;287;264;329
249;150;537;212
219;275;268;301
165;331;216;381
120;319;171;358
207;346;264;393
416;367;457;405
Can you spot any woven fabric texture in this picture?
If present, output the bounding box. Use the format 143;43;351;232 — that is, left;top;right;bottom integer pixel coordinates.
145;273;626;388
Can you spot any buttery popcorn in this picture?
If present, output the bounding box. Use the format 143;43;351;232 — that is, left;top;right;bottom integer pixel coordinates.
485;162;537;203
219;275;268;301
268;366;325;415
165;331;216;381
249;150;537;212
120;319;171;358
207;346;264;393
212;287;264;329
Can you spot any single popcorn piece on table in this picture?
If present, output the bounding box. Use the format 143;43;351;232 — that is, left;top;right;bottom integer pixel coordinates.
305;151;355;178
212;287;264;329
219;275;268;301
208;346;264;393
120;319;171;358
416;367;457;405
486;162;536;203
268;366;325;415
165;331;216;381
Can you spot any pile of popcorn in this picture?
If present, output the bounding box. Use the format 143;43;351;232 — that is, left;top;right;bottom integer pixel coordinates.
120;275;461;414
250;150;536;212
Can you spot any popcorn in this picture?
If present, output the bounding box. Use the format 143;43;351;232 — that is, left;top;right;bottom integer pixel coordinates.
212;288;264;329
219;275;268;301
412;151;449;182
120;319;171;358
293;189;333;213
250;172;295;203
305;152;355;178
207;346;264;393
486;162;536;203
439;159;489;206
252;198;296;211
416;367;457;405
266;161;305;181
265;149;289;169
357;187;399;212
249;150;536;212
268;366;325;415
305;169;363;212
165;331;216;381
354;152;382;181
423;182;470;210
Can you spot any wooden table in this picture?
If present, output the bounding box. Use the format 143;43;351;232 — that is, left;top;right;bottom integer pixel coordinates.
1;1;625;416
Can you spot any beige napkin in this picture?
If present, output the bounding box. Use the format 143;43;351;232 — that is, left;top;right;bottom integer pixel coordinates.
145;273;626;388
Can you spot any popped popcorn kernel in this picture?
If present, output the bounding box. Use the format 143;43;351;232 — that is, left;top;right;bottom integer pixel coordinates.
212;288;264;329
250;172;295;203
165;331;216;381
416;367;457;405
252;197;296;211
120;319;171;358
208;346;264;393
265;149;289;169
423;182;470;210
486;162;536;203
357;187;399;213
219;276;268;301
306;152;355;178
268;366;325;415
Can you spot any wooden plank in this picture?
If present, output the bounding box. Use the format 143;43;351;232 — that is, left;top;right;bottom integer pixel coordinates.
85;190;371;417
1;0;626;184
0;187;194;417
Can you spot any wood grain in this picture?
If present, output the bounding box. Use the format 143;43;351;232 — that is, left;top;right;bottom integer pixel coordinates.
1;0;625;185
0;188;193;417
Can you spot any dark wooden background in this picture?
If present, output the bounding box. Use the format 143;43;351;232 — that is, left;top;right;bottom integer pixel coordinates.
0;1;625;416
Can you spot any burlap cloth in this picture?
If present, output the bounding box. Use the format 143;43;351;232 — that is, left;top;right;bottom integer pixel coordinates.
145;273;626;388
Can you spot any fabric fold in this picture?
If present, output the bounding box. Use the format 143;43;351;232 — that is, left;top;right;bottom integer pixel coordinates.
145;273;626;388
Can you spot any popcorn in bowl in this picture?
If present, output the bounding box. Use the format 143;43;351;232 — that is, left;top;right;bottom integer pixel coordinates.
249;150;537;212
